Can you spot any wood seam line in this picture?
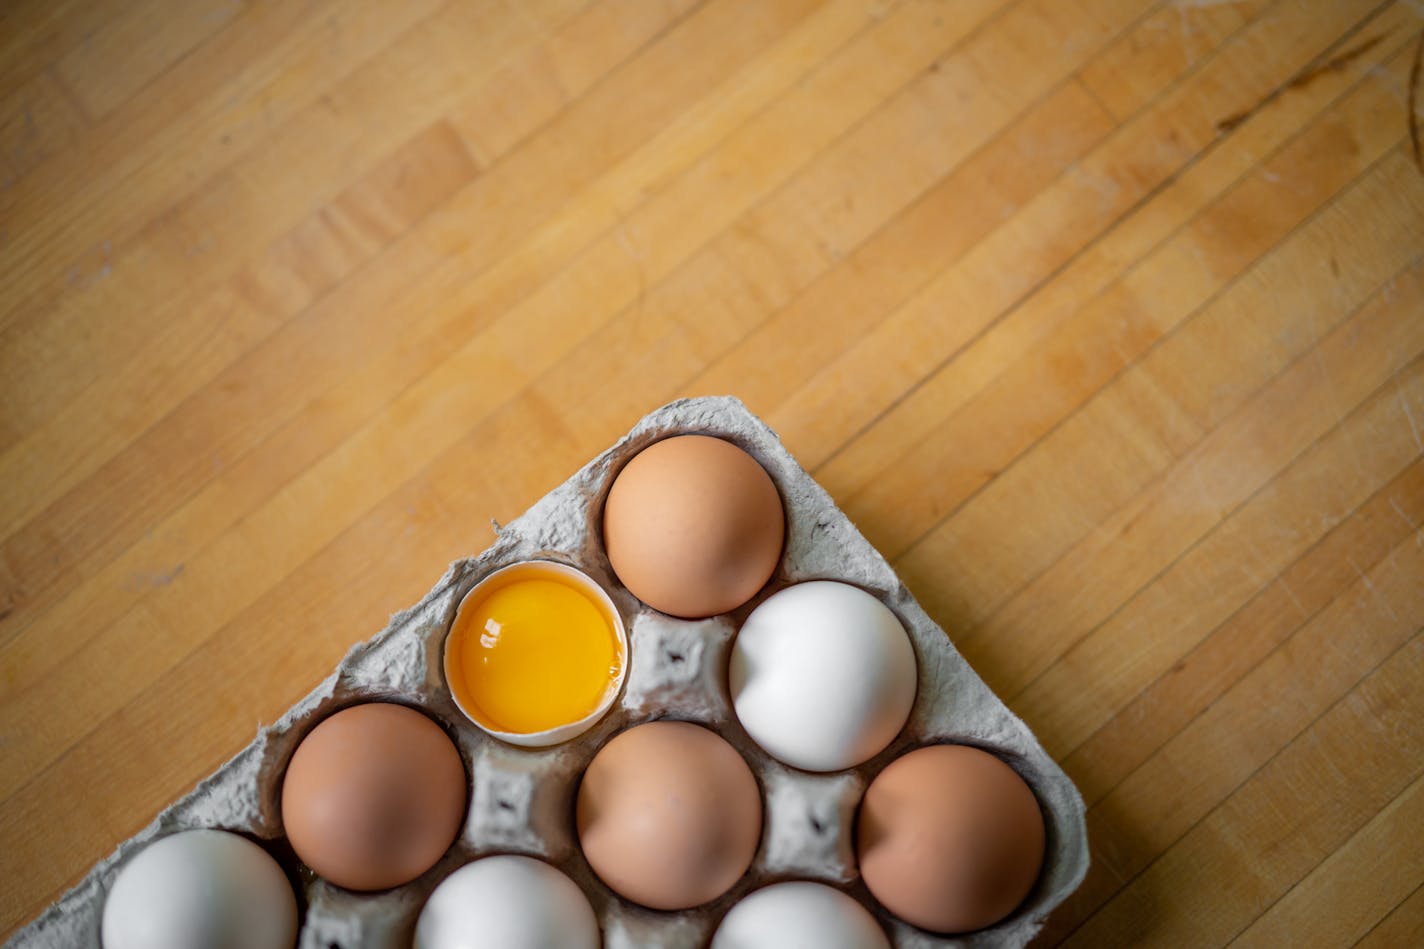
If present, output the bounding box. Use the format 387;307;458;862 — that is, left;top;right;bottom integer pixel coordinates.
878;40;1413;571
0;0;883;555
0;0;883;653
11;199;1419;911
686;0;1239;401
1057;624;1424;946
899;16;1422;632
3;0;1386;732
0;0;690;415
1056;346;1424;801
0;0;466;316
1222;773;1424;945
1059;446;1424;778
0;0;714;570
0;0;1040;801
1347;876;1424;948
0;0;1087;639
809;0;1397;482
91;1;477;131
1000;249;1424;709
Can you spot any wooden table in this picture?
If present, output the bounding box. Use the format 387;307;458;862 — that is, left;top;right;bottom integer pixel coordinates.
2;0;1421;944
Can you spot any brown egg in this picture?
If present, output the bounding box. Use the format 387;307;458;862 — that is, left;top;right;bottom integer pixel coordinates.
602;435;784;618
576;721;762;910
281;703;466;891
857;744;1045;933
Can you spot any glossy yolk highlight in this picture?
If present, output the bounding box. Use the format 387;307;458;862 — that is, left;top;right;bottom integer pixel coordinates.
455;577;622;734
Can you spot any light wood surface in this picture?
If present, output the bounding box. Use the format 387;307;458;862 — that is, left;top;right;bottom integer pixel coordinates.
2;0;1422;943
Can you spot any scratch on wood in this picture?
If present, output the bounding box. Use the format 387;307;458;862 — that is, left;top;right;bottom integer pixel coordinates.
1350;556;1401;622
125;564;186;590
1398;380;1424;453
1216;31;1392;134
1409;28;1423;172
1390;496;1424;550
613;208;648;324
1278;575;1309;618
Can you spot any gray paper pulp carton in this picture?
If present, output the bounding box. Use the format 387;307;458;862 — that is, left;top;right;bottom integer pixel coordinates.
10;396;1089;949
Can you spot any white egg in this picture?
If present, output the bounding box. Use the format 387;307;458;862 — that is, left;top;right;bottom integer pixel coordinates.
711;881;890;949
414;855;599;949
101;828;297;949
730;581;916;772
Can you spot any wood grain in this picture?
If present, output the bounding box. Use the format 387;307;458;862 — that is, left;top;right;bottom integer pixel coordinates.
2;0;1421;943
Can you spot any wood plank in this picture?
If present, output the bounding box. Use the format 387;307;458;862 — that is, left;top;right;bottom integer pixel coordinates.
962;149;1418;686
886;72;1423;658
892;110;1422;677
1044;523;1424;942
3;0;1421;942
0;69;87;190
549;0;1158;433
0;0;992;655
0;0;444;311
1230;774;1424;947
1076;0;1266;121
811;0;1405;504
838;12;1413;577
0;0;112;92
707;0;1293;445
1355;884;1424;949
0;0;863;786
0;119;479;673
0;0;1018;807
883;70;1417;655
51;0;244;119
1059;629;1424;945
0;0;667;544
0;0;811;629
946;138;1424;670
1010;261;1424;754
0;0;549;442
1063;453;1424;808
0;0;881;668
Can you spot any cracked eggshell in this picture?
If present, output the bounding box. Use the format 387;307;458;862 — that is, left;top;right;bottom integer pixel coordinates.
443;560;628;748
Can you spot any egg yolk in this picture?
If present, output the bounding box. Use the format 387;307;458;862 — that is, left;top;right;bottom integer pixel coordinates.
452;575;622;734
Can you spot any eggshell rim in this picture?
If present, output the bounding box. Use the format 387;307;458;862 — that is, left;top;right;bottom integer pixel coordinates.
443;559;629;748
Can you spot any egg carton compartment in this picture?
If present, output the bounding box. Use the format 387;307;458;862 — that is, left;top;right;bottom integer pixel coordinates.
9;396;1088;949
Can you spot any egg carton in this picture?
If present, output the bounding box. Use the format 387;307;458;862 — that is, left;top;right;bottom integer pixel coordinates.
9;396;1089;949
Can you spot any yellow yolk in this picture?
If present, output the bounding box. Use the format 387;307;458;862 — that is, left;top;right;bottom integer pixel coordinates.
452;575;622;735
